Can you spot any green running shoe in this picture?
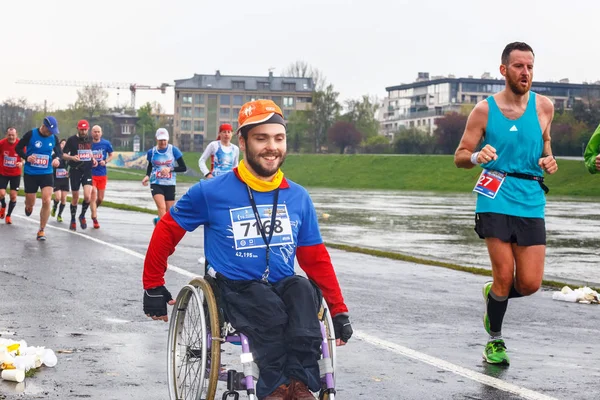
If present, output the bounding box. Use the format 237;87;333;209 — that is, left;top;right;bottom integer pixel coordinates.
483;339;510;365
57;215;63;223
482;281;492;335
51;207;56;217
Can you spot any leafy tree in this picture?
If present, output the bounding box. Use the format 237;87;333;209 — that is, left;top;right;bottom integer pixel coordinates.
362;135;392;154
572;99;600;128
393;128;436;154
309;85;341;152
342;96;380;139
327;121;362;154
282;60;326;91
286;110;311;153
435;112;468;154
74;85;109;120
0;98;38;135
137;102;157;151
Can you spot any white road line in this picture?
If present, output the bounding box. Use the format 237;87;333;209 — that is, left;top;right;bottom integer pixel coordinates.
14;214;557;400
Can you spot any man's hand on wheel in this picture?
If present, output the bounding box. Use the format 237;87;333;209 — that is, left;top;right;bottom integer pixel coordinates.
333;313;353;346
143;286;175;322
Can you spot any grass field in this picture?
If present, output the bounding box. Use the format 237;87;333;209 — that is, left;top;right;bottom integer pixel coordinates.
109;154;600;197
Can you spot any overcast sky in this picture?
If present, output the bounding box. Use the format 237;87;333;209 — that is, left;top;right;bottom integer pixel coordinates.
2;0;599;115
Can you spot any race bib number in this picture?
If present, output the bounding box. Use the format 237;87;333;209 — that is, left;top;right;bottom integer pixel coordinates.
56;168;68;178
31;154;49;168
157;170;172;179
230;205;294;250
3;156;17;168
92;150;104;161
473;169;506;199
78;149;93;162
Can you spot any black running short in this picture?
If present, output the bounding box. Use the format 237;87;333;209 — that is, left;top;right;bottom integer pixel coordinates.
0;175;20;191
24;173;54;194
54;178;70;192
150;184;176;201
475;212;546;246
70;168;93;191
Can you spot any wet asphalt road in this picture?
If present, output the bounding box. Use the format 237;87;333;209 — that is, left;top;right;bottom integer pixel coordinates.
1;207;599;400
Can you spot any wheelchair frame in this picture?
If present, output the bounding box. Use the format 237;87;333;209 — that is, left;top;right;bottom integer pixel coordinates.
167;277;337;400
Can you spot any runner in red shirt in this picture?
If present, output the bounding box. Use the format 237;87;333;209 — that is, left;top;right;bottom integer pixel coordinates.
0;127;23;224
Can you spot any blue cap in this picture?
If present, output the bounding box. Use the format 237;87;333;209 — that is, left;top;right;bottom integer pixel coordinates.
43;116;59;135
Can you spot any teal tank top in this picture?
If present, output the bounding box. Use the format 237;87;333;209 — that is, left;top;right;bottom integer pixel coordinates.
475;92;546;218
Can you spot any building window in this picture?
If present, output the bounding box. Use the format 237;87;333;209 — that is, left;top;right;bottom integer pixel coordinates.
182;94;193;104
283;82;296;91
194;107;205;118
181;107;192;117
232;81;245;90
470;95;478;103
232;121;239;131
181;120;191;131
233;108;241;118
194;94;204;104
257;82;270;90
220;108;230;118
194;120;205;132
297;97;312;103
208;94;218;101
220;95;231;106
283;109;292;119
283;97;294;107
271;96;282;107
121;124;131;135
246;95;256;102
233;95;244;106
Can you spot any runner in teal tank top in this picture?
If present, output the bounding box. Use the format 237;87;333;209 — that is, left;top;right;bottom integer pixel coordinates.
454;42;558;366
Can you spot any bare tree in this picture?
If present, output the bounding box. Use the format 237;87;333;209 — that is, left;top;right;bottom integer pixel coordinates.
282;60;327;91
74;85;109;120
0;98;38;134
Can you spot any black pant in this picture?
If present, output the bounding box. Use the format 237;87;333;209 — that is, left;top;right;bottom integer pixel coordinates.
215;275;322;399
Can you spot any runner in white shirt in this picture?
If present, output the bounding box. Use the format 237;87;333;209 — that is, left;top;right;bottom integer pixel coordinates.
198;123;240;179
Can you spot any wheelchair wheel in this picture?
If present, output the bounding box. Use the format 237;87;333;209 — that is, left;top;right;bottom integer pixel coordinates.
168;278;221;400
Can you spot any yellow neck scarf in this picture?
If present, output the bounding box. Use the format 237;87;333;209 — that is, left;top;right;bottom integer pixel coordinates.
237;160;284;192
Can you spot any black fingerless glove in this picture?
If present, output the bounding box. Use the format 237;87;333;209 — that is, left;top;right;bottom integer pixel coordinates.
333;313;353;343
143;286;173;318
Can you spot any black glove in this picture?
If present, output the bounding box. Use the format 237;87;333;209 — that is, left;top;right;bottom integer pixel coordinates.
333;313;353;343
143;286;173;318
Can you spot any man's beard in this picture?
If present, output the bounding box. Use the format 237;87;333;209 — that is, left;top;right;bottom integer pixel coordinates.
245;147;286;178
507;73;531;95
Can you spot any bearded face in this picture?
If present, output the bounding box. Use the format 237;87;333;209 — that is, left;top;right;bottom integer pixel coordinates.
242;123;287;179
502;50;534;95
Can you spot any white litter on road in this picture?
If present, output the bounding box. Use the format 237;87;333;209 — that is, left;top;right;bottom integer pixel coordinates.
552;286;600;304
0;339;57;383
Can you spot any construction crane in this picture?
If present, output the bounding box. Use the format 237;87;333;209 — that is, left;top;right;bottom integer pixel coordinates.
15;80;172;110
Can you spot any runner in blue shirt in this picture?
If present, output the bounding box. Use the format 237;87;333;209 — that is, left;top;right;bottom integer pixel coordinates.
141;128;187;225
89;125;114;229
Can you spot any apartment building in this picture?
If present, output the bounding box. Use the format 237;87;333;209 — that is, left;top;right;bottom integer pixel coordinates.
380;72;600;139
173;70;313;151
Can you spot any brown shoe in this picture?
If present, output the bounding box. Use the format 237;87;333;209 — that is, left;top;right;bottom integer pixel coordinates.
289;379;315;399
262;384;289;400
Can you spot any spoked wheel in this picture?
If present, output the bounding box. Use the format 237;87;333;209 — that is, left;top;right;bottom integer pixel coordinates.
318;300;337;400
168;278;221;400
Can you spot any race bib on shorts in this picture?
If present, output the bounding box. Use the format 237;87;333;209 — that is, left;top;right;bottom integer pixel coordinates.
31;154;50;168
3;156;17;168
92;150;104;161
473;169;506;199
230;205;294;250
56;168;68;178
78;149;93;162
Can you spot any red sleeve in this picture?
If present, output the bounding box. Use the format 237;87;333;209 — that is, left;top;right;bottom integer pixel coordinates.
296;244;348;317
142;211;187;289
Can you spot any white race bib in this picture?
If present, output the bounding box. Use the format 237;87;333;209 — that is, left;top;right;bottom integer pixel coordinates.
230;204;294;250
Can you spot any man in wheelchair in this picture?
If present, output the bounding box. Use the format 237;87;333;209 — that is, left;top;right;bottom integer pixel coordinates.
143;99;353;400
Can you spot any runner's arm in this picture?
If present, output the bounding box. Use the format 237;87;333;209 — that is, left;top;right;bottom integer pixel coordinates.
198;143;214;176
52;136;63;159
233;146;240;168
297;244;349;317
173;156;187;173
584;123;600;174
105;151;114;164
14;131;32;159
142;211;187;289
454;101;489;169
540;96;555;158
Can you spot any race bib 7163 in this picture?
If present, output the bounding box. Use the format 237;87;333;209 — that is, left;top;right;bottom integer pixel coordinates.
230;205;294;250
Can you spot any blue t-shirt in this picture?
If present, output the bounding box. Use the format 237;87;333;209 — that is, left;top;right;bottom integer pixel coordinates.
170;173;323;282
476;92;545;218
24;128;58;176
147;144;183;186
91;139;114;177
